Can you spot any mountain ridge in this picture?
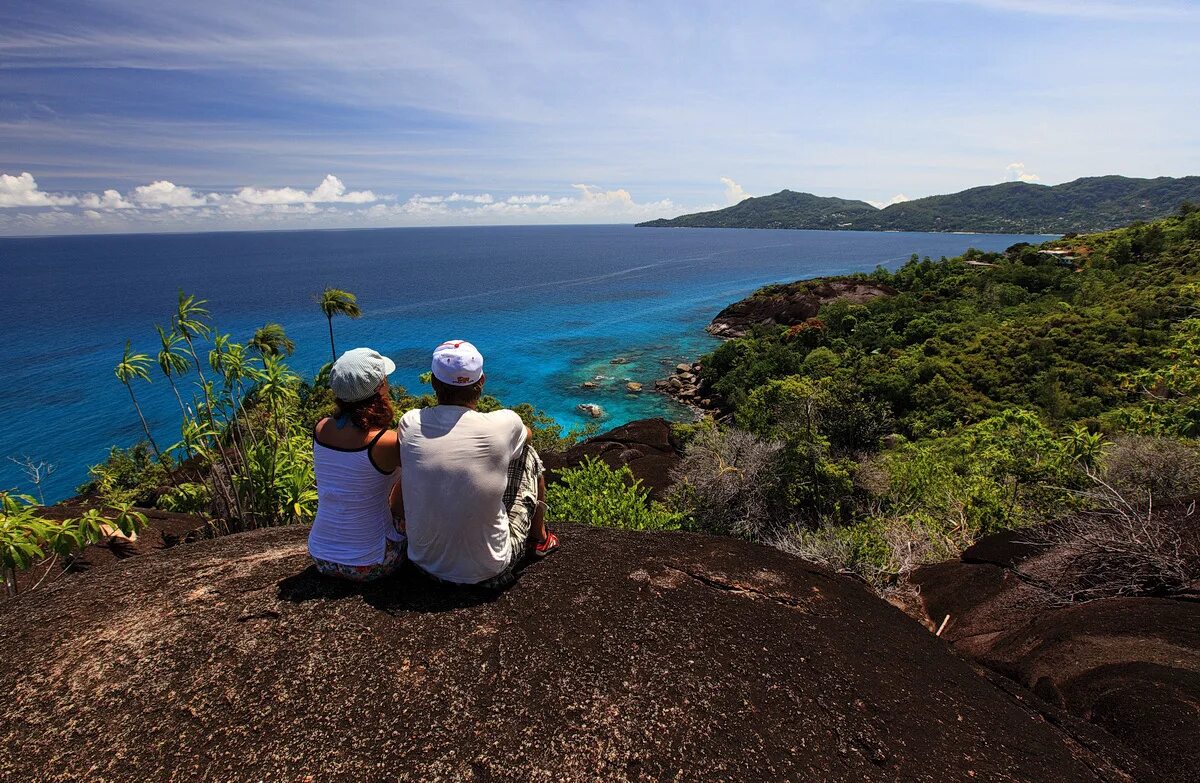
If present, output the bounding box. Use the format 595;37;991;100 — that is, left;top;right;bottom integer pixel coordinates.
638;175;1200;234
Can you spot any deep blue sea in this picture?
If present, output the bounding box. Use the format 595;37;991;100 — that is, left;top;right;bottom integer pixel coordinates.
0;224;1049;502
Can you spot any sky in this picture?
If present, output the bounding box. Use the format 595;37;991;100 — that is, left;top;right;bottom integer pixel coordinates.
1;0;1198;236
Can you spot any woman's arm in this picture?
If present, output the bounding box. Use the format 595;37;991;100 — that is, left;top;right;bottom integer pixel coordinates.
389;479;405;531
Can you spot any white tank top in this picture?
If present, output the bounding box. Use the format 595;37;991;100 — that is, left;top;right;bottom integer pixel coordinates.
307;423;403;566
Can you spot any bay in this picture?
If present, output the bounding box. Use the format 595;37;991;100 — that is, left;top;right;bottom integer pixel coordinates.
0;224;1049;501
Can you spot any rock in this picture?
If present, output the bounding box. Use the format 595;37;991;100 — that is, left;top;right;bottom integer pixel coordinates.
543;418;682;499
654;379;669;390
0;525;1147;783
610;357;631;365
580;381;597;389
625;382;642;392
576;403;604;418
668;376;684;391
707;279;896;340
678;372;696;383
675;363;691;373
911;504;1200;783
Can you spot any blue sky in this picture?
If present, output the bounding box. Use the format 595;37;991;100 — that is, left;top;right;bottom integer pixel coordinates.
1;0;1198;234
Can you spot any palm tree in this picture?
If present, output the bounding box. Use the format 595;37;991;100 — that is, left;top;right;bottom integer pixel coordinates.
316;287;361;361
155;325;192;418
115;340;161;459
173;290;213;381
172;290;245;520
248;322;296;358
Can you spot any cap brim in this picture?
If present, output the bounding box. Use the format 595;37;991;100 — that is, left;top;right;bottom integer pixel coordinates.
382;357;396;376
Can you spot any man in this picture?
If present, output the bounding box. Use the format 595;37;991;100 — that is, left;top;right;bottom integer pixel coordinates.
397;340;558;587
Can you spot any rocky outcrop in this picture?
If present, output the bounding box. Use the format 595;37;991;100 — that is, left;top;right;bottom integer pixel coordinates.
543;418;682;499
654;360;715;412
0;524;1149;782
707;278;895;339
912;511;1200;783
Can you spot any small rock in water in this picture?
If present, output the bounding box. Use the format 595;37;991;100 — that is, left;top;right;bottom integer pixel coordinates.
581;381;597;389
626;382;643;392
577;403;605;418
611;357;631;365
675;363;691;373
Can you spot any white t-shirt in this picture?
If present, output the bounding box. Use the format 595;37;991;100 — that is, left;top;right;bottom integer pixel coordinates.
398;405;527;584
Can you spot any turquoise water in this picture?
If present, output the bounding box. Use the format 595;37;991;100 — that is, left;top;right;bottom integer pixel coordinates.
0;224;1049;501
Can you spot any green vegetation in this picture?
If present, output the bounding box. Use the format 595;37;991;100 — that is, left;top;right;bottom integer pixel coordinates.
638;176;1200;234
667;208;1200;586
1;491;145;597
547;458;683;531
639;190;877;230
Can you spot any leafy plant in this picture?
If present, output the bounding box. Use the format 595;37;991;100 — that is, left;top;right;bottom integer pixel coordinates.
1;491;145;596
547;458;683;531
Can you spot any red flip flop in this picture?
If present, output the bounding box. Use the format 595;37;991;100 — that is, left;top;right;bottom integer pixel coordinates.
534;531;560;558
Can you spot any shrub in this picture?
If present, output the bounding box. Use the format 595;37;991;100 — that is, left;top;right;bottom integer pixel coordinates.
78;443;169;506
1032;484;1200;602
667;427;784;539
547;458;682;531
1099;435;1200;502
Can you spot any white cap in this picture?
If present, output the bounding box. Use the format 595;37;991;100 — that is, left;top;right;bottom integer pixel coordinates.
431;340;484;386
330;348;396;402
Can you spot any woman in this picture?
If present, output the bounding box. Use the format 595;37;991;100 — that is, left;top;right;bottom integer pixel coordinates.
307;347;405;581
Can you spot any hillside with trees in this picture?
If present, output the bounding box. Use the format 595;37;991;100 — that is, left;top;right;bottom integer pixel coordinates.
638;175;1200;234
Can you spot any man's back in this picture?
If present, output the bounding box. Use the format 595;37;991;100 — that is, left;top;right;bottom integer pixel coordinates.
399;405;527;583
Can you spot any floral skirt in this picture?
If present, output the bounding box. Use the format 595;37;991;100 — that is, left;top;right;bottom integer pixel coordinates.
311;536;405;582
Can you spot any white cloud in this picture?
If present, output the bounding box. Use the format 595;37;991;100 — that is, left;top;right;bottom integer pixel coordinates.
445;192;494;204
236;174;376;205
79;189;135;210
506;194;552;204
132;180;209;207
1005;162;1040;183
0;172;690;233
720;176;751;205
0;172;79;208
867;193;911;208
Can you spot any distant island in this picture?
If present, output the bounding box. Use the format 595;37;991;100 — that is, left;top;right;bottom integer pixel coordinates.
637;175;1200;234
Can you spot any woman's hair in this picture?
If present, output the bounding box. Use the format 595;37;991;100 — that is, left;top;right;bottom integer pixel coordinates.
334;379;395;430
432;376;483;406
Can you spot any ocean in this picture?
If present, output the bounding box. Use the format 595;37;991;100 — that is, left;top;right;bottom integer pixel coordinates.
0;224;1050;502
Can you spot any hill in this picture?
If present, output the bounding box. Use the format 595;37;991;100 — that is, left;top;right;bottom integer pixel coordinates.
637;175;1200;234
0;523;1148;782
638;189;879;229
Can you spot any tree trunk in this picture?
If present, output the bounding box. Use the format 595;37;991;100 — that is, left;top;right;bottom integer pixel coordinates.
126;382;163;460
327;316;337;363
166;375;187;419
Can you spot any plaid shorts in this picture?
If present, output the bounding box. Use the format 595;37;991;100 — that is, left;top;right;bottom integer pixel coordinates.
422;443;544;589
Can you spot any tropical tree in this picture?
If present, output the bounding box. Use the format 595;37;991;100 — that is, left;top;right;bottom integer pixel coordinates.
248;322;296;358
316;287;362;361
173;290;214;382
172;290;245;520
114;340;161;459
155;324;191;418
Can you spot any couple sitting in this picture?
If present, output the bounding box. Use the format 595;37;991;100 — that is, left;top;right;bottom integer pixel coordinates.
306;340;559;588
